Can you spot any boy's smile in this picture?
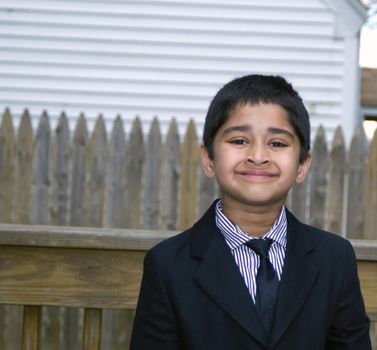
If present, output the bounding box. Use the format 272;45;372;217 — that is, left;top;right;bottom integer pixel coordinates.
201;102;311;214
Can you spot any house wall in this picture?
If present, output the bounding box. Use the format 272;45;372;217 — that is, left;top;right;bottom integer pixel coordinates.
0;0;366;142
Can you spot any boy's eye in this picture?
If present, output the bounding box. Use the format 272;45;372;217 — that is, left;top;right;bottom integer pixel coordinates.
270;141;287;148
230;139;247;145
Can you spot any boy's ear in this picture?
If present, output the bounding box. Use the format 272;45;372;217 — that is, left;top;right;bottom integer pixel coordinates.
200;145;215;178
296;153;312;184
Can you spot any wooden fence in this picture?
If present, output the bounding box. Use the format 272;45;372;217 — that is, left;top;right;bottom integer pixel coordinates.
0;225;376;350
0;108;376;349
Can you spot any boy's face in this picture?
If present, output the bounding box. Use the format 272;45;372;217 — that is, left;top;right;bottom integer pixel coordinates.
201;102;311;210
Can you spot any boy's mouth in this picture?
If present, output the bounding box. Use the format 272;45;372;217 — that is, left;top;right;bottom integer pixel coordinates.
238;170;276;177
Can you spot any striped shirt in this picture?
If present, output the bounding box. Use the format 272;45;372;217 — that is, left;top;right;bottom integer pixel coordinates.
215;200;287;303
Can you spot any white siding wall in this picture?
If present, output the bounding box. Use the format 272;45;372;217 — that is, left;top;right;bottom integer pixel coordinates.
0;0;365;140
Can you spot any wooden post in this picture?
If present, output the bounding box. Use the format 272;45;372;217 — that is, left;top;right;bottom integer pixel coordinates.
11;111;32;349
64;114;89;350
0;109;20;350
22;306;41;350
104;116;144;350
32;112;57;350
82;308;102;350
44;113;70;350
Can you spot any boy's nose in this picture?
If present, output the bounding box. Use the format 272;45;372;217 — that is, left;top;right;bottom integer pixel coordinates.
245;144;270;166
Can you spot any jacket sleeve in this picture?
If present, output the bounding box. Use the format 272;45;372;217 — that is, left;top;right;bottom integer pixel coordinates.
326;240;372;350
130;249;182;350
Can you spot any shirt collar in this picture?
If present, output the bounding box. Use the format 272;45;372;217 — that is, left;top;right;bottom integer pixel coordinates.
215;199;287;250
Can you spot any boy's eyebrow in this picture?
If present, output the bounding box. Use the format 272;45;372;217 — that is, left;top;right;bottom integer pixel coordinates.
267;127;295;139
222;124;251;135
222;125;294;139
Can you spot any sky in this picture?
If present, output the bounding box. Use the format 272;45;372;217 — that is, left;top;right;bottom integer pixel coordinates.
359;2;377;68
360;3;377;139
360;27;377;68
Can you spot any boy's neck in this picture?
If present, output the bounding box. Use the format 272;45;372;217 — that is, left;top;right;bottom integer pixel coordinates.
221;200;284;237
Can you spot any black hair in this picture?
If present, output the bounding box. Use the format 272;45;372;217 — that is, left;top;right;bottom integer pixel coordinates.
203;74;310;163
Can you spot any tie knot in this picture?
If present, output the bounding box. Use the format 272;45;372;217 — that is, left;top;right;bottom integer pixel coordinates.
246;238;273;259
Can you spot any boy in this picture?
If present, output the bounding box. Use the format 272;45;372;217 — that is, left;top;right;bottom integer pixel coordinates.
130;75;371;349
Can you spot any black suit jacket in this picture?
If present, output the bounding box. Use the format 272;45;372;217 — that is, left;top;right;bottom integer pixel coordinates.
130;201;371;349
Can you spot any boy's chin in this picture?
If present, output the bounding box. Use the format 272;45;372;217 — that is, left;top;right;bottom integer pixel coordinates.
220;194;288;209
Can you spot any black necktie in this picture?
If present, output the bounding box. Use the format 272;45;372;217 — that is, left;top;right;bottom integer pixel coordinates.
246;238;279;334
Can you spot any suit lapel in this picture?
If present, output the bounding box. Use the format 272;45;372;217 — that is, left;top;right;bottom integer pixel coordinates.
191;202;268;347
269;210;320;348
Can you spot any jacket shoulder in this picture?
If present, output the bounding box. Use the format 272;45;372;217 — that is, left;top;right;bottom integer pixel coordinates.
286;209;354;253
147;201;219;261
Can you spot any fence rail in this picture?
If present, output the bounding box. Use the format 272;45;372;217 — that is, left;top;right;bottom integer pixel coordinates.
0;224;376;350
0;108;376;349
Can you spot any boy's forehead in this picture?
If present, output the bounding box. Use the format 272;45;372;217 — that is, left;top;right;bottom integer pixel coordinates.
221;102;293;129
231;101;288;115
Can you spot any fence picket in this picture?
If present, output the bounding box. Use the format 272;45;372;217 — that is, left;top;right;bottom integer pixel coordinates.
179;119;199;230
365;130;377;240
290;181;308;223
121;117;145;348
102;116;127;350
51;113;70;226
87;115;108;228
143;118;162;230
21;306;41;350
327;126;346;235
160;119;180;230
82;308;102;350
46;113;70;350
124;117;144;229
4;110;28;350
104;116;126;229
14;110;33;225
198;169;215;219
346;126;367;239
30;112;50;225
0;108;15;223
309;125;328;230
28;112;55;349
69;113;89;227
64;113;89;350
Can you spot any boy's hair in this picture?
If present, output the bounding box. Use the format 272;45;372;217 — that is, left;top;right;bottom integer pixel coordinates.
203;74;311;163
